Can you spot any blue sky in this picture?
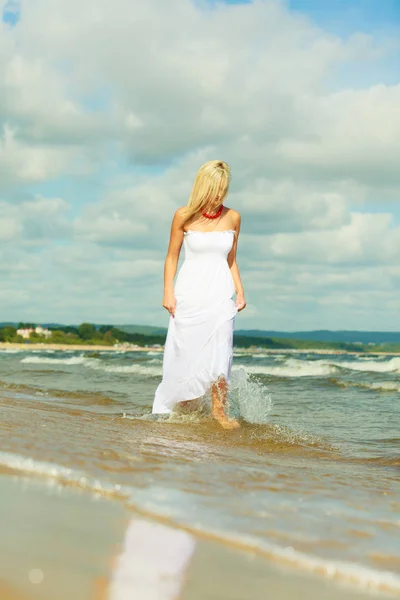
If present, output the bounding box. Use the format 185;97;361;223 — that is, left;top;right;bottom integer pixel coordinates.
1;0;400;330
2;0;20;25
289;0;400;33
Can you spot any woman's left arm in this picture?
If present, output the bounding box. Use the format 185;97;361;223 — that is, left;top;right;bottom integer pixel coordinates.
227;212;246;312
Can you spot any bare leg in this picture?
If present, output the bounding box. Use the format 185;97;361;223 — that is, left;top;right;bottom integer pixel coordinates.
211;377;239;429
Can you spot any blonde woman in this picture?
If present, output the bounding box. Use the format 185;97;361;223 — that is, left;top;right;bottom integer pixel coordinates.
152;160;246;429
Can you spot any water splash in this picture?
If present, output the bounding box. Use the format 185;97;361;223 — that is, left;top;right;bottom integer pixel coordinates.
230;367;272;424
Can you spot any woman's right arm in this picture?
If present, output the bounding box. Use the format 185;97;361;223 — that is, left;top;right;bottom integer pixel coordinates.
162;208;185;317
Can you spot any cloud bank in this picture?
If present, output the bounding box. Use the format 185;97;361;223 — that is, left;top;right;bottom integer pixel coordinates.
1;0;400;329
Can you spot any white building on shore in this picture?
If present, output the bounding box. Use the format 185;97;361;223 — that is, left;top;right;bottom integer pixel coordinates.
35;326;52;338
17;326;52;339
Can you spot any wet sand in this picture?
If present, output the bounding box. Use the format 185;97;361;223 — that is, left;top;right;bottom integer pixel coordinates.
0;474;377;600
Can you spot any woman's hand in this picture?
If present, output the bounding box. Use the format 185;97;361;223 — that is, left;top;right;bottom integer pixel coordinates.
163;291;176;317
235;294;247;312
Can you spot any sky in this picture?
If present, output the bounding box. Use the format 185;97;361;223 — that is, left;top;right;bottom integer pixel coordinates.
1;0;400;331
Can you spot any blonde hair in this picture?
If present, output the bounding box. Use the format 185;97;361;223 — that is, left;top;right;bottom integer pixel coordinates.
182;160;231;223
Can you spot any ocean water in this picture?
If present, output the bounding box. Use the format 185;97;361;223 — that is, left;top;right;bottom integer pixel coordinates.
0;348;399;596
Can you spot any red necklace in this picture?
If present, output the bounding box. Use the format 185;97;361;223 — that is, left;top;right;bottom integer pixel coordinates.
202;204;223;219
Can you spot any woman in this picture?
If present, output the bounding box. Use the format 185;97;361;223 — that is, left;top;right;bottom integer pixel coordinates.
152;160;246;429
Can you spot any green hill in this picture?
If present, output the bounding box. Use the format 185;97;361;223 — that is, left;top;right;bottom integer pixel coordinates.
117;324;168;336
234;329;400;345
116;325;400;345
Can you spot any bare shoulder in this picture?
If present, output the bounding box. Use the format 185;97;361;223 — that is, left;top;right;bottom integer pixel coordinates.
169;206;187;228
174;206;187;223
225;207;241;228
175;206;187;217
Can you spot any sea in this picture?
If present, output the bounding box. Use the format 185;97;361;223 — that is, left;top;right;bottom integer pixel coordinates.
0;347;399;598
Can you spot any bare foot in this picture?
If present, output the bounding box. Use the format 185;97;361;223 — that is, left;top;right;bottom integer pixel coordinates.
218;416;240;430
211;377;240;429
212;406;240;429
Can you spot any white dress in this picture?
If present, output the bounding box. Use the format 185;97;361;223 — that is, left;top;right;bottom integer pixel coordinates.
152;229;238;414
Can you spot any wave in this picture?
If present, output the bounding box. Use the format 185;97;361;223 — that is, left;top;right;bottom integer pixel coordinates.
329;378;400;393
244;355;400;378
100;364;162;376
239;358;337;378
332;357;400;374
0;381;119;408
21;355;97;366
18;352;400;381
362;455;400;467
19;355;162;376
357;355;386;361
218;532;400;594
0;451;127;499
1;450;399;595
121;411;334;454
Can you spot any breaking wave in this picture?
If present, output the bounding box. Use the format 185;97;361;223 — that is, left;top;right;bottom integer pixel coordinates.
240;358;337;378
334;357;400;374
21;355;97;366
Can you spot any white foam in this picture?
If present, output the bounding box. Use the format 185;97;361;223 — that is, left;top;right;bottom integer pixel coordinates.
242;355;400;377
236;358;337;378
334;357;400;373
334;380;400;393
0;451;78;479
129;489;400;595
224;532;400;594
21;355;96;366
20;354;164;376
0;451;126;497
101;364;162;376
369;381;400;392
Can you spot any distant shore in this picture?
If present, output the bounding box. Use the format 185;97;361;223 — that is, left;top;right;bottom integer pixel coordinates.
0;341;398;356
0;342;156;352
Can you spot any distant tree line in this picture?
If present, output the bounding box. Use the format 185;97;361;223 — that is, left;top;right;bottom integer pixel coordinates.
0;323;165;347
0;323;398;352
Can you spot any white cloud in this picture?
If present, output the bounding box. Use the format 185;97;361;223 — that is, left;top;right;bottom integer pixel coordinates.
0;0;399;328
0;216;21;241
265;212;399;265
0;125;97;187
0;195;71;242
277;84;400;186
230;178;352;233
2;0;397;176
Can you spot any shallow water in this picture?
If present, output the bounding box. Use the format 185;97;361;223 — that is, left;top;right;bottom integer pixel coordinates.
1;475;377;600
0;348;399;595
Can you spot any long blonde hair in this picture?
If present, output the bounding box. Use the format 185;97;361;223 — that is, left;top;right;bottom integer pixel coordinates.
182;160;231;223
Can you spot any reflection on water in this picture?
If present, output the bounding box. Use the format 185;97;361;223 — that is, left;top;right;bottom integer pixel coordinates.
1;476;196;600
106;519;196;600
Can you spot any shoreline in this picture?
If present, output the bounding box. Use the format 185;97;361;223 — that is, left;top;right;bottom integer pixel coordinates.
0;341;398;356
1;473;375;600
0;342;155;352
